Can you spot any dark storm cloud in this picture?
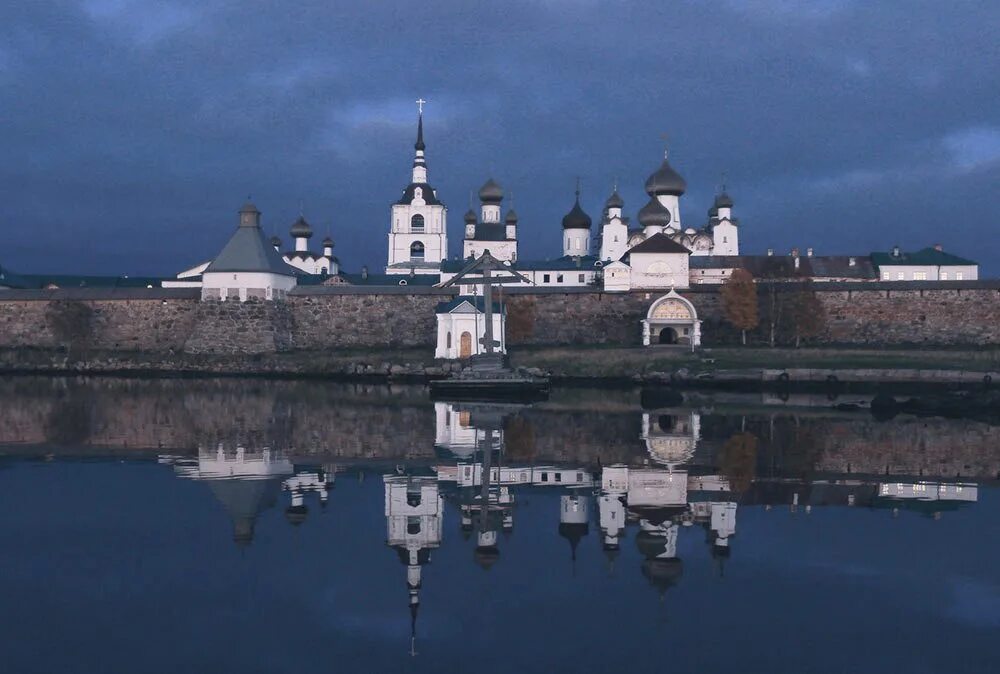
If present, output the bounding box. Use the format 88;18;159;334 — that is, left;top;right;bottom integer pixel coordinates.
1;0;998;275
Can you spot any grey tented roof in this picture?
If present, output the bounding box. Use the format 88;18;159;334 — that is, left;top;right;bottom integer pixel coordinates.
206;224;296;276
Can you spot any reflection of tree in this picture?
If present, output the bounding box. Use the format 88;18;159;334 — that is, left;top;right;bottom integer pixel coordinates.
503;415;535;461
45;383;93;446
719;432;758;494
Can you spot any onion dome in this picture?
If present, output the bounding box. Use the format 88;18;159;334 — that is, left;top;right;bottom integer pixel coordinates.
478;178;504;204
637;196;673;228
239;200;260;215
322;236;334;248
290;215;313;239
505;209;518;224
269;235;281;248
464;208;477;224
714;191;733;209
605;188;624;210
708;205;718;218
644;154;687;197
562;192;592;230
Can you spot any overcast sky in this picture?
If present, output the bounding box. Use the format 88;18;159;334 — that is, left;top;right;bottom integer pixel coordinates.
1;0;998;276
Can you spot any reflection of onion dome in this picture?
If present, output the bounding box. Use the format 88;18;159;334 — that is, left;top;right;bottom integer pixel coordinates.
645;156;687;196
479;178;504;204
641;558;684;595
464;209;477;224
290;215;313;239
714;191;733;209
505;209;518;224
637;196;672;228
285;504;308;526
562;194;592;230
558;522;590;561
473;545;500;570
605;188;624;210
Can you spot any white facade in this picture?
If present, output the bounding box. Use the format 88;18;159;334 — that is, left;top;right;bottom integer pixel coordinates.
878;264;978;281
434;298;506;359
629;249;690;290
564;227;590;257
641;290;702;348
600;212;629;262
201;270;296;302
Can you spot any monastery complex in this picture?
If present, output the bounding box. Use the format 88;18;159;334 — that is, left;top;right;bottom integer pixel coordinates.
0;107;990;357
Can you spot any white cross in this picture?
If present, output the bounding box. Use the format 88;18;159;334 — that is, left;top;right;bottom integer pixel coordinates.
416;98;426;114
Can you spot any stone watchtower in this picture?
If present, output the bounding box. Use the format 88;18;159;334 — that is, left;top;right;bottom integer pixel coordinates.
201;201;298;302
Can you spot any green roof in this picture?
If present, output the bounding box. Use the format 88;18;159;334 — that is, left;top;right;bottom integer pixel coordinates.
871;247;976;267
206;222;295;276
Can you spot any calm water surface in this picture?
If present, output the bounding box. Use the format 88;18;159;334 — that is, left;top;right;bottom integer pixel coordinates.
0;378;997;674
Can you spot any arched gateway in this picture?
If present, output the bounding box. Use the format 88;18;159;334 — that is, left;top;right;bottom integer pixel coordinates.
642;290;701;349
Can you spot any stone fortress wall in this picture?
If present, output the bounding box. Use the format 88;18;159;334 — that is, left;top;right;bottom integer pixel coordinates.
0;281;999;354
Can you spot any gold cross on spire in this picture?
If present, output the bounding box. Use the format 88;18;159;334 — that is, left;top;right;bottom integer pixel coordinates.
416;98;426;114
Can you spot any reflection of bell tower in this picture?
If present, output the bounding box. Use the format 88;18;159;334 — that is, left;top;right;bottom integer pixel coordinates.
384;475;443;656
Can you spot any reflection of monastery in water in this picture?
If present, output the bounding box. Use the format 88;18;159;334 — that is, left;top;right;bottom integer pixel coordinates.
162;444;334;545
146;400;985;655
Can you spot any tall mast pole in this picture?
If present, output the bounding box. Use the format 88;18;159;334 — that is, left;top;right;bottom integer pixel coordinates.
482;257;494;355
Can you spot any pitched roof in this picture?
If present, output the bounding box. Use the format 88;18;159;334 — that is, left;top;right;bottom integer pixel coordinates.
440;255;600;273
206;224;296;276
627;233;691;255
689;255;877;279
871;247;976;267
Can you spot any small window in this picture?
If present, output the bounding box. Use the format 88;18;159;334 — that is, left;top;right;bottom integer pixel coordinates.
541;473;549;482
411;214;425;231
956;272;964;280
446;332;452;348
723;236;728;243
576;472;583;482
882;271;891;280
555;473;562;482
914;271;927;280
557;274;564;283
941;272;949;280
578;274;585;283
896;271;905;280
410;241;425;260
543;273;550;283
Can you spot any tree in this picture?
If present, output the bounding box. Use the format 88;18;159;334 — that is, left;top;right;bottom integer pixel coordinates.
720;268;759;345
787;280;826;347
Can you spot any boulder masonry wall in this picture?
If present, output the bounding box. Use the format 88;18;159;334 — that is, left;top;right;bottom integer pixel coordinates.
0;282;999;356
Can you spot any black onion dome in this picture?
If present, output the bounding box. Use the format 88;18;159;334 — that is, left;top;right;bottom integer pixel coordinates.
644;156;687;196
505;209;518;224
322;236;334;247
714;191;733;208
637;196;673;228
464;209;477;224
269;235;281;247
290;215;313;238
605;188;624;209
478;178;504;204
562;195;592;230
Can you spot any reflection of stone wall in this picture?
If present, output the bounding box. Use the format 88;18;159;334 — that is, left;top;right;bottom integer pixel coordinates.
1;378;997;478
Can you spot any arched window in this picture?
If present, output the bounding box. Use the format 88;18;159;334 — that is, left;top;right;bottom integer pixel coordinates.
411;214;425;231
410;241;425;260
